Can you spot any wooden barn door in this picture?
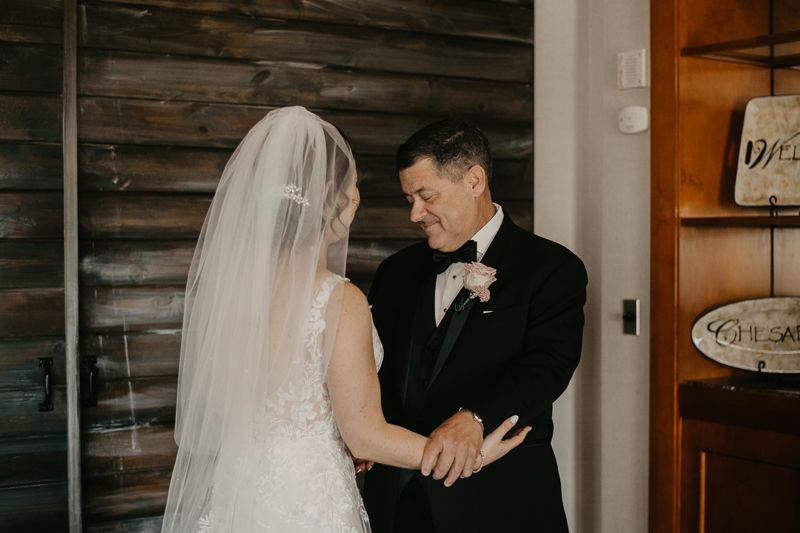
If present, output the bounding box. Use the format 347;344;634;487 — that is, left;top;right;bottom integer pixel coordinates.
1;1;533;531
0;1;70;531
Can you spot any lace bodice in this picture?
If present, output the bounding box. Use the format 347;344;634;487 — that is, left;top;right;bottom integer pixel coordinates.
196;274;380;533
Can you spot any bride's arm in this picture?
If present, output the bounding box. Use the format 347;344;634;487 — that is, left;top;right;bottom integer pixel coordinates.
327;282;529;477
327;282;427;470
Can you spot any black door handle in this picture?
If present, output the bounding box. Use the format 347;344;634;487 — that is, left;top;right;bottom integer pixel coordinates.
84;356;98;407
38;358;54;412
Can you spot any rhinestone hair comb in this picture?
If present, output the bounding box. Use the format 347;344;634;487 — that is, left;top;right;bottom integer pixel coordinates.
282;184;310;206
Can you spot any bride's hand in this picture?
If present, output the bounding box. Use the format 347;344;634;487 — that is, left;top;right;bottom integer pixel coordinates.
474;415;531;472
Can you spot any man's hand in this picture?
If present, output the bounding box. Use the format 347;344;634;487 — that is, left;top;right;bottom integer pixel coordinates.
421;409;484;487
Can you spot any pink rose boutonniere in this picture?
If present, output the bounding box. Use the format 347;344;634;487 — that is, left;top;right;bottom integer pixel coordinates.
455;262;497;311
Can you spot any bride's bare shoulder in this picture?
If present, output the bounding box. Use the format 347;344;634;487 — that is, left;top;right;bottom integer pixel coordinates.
341;280;368;311
338;281;371;332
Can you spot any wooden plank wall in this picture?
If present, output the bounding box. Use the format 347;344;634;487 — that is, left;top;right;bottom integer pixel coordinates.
2;1;533;530
0;1;69;531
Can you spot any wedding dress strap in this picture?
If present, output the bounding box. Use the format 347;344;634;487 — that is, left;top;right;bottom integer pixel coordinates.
315;273;348;306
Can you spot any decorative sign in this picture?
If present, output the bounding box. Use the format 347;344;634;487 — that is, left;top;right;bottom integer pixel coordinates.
692;297;800;374
735;95;800;206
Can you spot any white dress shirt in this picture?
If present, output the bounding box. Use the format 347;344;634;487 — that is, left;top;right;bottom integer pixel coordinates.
434;204;504;325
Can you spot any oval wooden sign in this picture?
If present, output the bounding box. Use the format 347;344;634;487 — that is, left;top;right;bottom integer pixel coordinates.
692;297;800;373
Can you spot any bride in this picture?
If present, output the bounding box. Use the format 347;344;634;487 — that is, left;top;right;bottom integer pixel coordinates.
161;107;529;533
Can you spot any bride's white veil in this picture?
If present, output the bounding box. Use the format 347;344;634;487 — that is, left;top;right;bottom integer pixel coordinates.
162;107;356;532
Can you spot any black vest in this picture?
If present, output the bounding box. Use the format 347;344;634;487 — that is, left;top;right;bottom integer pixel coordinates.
403;272;467;433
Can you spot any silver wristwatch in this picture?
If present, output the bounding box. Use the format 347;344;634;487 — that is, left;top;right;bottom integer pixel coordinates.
458;407;484;427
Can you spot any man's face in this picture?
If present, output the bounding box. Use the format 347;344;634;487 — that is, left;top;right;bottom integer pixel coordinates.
399;158;479;252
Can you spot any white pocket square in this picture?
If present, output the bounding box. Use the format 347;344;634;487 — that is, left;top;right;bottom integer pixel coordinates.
483;310;494;314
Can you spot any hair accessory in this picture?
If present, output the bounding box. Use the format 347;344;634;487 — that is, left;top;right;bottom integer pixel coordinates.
283;184;310;206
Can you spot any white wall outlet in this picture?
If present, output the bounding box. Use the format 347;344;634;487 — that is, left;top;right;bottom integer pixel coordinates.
618;48;647;89
618;105;649;134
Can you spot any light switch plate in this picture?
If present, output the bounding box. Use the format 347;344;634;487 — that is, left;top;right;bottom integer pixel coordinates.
623;299;640;336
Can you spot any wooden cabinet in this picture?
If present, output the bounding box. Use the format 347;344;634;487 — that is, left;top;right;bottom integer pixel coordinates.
679;381;800;533
650;1;800;532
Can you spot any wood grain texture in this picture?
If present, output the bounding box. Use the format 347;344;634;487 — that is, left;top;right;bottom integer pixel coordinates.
679;0;770;48
0;94;61;142
79;193;211;240
679;382;800;436
81;377;177;430
0;23;63;45
77;145;532;200
773;0;800;34
680;418;800;533
0;43;62;93
0;385;67;438
0;142;63;190
93;0;533;44
82;424;177;478
76;97;532;158
649;1;680;532
0;337;66;389
0;0;63;27
0;434;67;488
774;229;800;297
77;49;532;120
79;3;533;83
0;288;65;338
78;144;229;193
0;192;63;238
82;469;171;521
0;241;63;289
701;453;800;533
84;515;163;533
773;68;800;96
0;481;68;531
80;240;193;286
80;286;184;333
80;332;181;380
348;239;419;280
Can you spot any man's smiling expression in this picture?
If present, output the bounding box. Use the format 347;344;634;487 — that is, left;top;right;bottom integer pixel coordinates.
399;158;483;253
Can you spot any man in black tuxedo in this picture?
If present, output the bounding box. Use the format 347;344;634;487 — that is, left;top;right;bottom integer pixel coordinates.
362;118;587;533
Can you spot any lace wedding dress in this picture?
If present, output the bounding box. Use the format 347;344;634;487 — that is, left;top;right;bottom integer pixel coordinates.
195;274;383;533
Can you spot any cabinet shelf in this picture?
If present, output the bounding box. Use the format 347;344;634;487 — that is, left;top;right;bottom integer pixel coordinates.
680;215;800;228
681;29;800;68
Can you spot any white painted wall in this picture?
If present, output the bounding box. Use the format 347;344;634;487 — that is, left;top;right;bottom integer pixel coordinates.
535;1;651;531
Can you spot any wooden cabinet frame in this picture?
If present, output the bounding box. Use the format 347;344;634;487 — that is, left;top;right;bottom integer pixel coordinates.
649;1;800;531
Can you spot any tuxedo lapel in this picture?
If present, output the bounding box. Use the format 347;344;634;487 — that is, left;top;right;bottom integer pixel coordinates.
427;214;516;386
428;288;475;384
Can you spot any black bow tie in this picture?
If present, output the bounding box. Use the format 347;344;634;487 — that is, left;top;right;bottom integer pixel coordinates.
432;240;477;275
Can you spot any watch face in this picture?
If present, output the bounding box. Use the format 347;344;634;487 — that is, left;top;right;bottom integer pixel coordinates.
459;407;483;424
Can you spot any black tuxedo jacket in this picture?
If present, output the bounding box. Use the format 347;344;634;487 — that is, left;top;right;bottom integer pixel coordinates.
363;214;587;533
